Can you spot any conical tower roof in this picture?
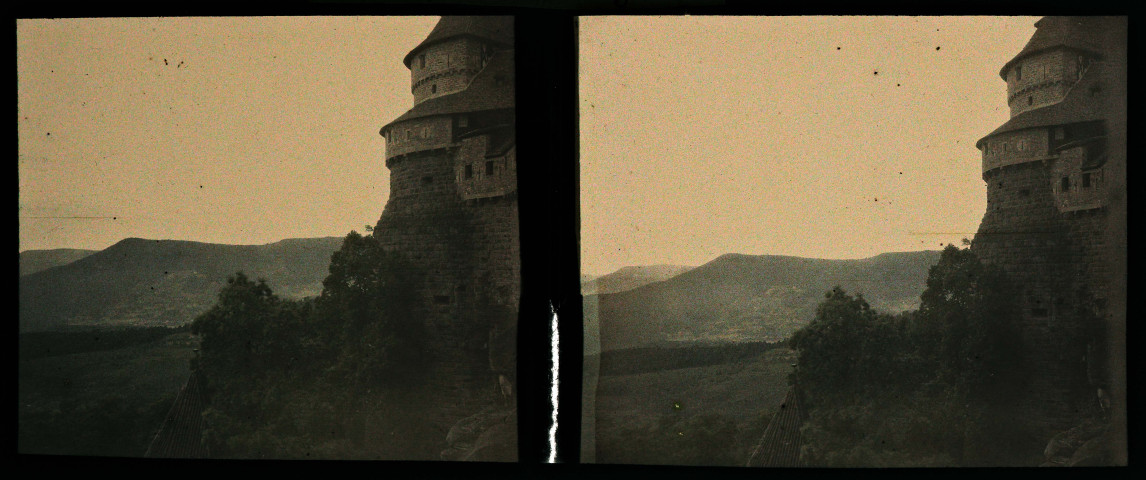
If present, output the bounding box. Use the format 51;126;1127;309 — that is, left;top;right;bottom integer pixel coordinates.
998;16;1108;79
402;16;513;68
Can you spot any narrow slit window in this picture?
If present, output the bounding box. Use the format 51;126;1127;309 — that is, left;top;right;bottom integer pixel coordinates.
485;160;495;176
419;54;426;69
431;84;437;94
1082;172;1092;188
465;164;473;179
1061;176;1070;192
1016;65;1022;81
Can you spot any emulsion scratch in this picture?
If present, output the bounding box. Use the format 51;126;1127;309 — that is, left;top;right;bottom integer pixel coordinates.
548;301;560;463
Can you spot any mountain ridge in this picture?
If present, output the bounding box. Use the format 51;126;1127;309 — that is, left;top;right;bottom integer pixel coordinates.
19;236;344;332
587;250;942;353
581;264;695;295
19;248;98;277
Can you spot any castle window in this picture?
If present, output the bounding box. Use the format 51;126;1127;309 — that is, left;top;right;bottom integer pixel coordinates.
1031;307;1049;318
459;116;469;128
433;295;451;305
431;84;437;94
1028;96;1033;106
1061;176;1070;192
1019;189;1031;197
1082;172;1092;188
465;163;473;179
419;54;426;69
1016;65;1022;81
486;160;495;175
422;176;434;185
422;126;429;138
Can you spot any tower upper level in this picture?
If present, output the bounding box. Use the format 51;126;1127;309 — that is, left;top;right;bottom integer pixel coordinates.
1000;17;1105;117
403;16;513;106
977;17;1120;176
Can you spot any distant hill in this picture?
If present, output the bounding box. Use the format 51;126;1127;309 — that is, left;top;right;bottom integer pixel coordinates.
582;264;695;295
19;237;344;332
588;251;942;353
19;249;97;277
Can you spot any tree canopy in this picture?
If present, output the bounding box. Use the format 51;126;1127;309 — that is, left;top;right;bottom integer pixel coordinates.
791;245;1039;466
189;232;432;459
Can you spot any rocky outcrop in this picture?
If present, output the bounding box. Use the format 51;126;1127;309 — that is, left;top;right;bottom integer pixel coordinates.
440;407;516;461
1040;416;1115;466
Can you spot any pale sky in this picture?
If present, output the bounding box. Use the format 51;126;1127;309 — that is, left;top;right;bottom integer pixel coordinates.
18;16;439;252
580;16;1041;276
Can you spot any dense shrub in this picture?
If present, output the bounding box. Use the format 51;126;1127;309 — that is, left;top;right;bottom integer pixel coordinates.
191;232;430;459
792;245;1042;466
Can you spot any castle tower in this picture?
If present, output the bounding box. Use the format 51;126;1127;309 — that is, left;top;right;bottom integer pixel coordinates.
375;16;518;458
972;17;1125;433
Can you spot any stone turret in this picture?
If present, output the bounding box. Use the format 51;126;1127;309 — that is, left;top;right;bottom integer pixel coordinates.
403;16;513;105
374;16;518;461
972;16;1125;437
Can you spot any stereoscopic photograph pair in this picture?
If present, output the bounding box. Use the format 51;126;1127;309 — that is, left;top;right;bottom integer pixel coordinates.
18;11;1127;468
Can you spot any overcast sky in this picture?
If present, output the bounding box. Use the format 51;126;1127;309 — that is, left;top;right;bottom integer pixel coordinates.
18;15;1043;274
18;16;439;252
580;16;1041;276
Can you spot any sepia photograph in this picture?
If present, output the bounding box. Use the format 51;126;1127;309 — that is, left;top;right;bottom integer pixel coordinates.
19;15;518;461
18;8;1130;472
580;16;1126;467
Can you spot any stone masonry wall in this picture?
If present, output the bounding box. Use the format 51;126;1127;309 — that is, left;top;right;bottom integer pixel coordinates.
1007;50;1078;117
374;149;492;435
982;128;1050;173
373;133;519;448
385;117;453;160
457;138;517;200
974;161;1088;430
1050;146;1106;212
411;38;486;105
